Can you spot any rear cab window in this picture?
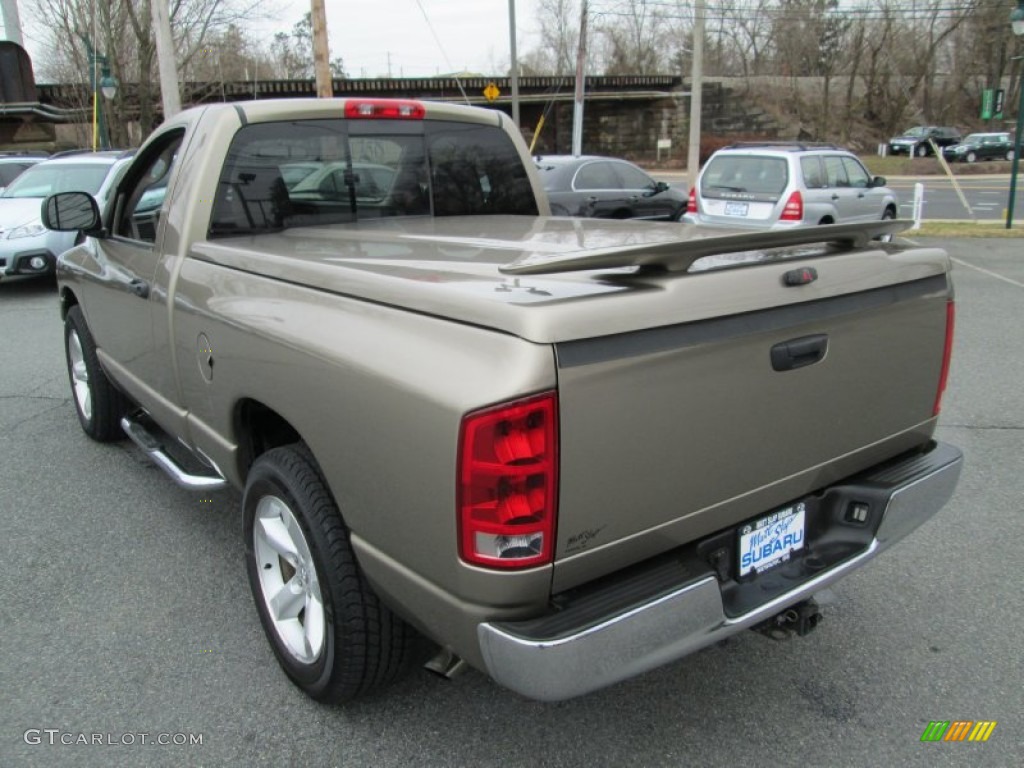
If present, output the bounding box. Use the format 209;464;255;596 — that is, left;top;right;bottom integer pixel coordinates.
210;118;537;237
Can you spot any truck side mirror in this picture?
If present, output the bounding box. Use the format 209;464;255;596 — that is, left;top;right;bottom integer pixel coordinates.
41;192;102;235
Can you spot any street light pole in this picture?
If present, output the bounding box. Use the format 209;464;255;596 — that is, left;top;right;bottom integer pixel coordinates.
1007;1;1024;229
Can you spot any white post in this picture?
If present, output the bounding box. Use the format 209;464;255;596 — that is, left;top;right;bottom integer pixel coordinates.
912;182;924;229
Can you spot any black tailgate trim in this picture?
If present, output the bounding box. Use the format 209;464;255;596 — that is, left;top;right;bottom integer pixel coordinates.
555;274;947;368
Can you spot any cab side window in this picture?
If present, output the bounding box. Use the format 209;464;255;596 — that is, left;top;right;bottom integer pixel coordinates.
114;131;185;243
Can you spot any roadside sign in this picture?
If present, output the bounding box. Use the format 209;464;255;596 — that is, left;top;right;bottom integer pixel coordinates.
483;82;500;102
982;89;1006;120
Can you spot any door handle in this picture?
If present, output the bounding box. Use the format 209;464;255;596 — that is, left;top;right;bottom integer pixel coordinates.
128;278;150;299
770;334;828;372
831;194;840;200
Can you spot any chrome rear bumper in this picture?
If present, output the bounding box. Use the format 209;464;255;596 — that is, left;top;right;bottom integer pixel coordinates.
478;441;962;701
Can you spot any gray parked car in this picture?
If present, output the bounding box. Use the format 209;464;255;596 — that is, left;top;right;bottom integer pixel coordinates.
0;150;133;280
682;143;897;230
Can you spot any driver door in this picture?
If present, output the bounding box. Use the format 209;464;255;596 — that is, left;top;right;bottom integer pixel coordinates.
83;129;185;400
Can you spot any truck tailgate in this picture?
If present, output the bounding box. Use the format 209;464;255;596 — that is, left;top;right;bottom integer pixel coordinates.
551;262;951;592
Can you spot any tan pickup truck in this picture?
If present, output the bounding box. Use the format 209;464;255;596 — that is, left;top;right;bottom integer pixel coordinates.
42;98;962;703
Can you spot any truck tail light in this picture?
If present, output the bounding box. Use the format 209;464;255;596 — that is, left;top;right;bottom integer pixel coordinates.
344;99;425;120
933;300;955;416
780;190;803;221
458;392;558;569
686;187;698;214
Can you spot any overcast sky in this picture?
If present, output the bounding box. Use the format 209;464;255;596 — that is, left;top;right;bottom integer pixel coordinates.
250;0;543;79
2;0;544;81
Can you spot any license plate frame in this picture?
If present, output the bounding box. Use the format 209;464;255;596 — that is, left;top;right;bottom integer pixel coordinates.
737;503;806;577
724;201;749;217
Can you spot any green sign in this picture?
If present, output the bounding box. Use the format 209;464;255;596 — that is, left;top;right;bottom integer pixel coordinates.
981;89;1005;120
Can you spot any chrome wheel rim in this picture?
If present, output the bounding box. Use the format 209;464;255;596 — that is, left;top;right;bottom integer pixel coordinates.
68;329;92;421
253;495;325;664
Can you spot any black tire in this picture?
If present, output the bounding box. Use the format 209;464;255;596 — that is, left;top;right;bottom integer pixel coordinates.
64;305;128;441
243;444;422;702
915;143;929;157
876;207;897;242
966;151;977;163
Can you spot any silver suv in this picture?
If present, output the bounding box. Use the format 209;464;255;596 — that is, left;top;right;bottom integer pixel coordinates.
682;143;897;230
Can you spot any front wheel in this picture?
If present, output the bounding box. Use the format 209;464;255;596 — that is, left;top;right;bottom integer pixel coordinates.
243;444;422;702
966;151;977;163
1008;150;1015;161
64;305;128;441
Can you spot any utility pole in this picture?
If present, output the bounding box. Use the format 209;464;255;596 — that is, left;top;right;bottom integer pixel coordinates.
0;0;24;47
572;0;588;156
686;0;705;192
152;0;181;119
508;0;520;127
310;0;333;98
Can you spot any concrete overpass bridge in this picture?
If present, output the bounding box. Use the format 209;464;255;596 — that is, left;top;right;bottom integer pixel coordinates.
4;40;774;158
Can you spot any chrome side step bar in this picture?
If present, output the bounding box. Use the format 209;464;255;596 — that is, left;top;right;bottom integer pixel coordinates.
121;414;228;491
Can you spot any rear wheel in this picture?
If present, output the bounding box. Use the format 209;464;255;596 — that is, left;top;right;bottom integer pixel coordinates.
966;151;977;163
243;444;422;702
64;305;128;441
915;144;929;157
1008;149;1015;161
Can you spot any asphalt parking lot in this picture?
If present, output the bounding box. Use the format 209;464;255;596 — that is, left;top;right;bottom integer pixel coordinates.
1;237;1021;767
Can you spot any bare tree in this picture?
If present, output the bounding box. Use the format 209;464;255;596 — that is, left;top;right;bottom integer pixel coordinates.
597;0;669;75
533;0;579;75
31;0;270;143
269;12;346;80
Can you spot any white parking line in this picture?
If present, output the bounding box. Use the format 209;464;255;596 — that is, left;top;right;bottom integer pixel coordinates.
950;257;1024;289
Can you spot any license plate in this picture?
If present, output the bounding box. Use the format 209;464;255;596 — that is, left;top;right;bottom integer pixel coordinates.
738;503;806;577
724;202;749;216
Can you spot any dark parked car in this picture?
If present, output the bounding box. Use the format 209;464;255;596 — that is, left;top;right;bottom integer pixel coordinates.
535;155;686;220
888;126;962;157
942;132;1015;163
